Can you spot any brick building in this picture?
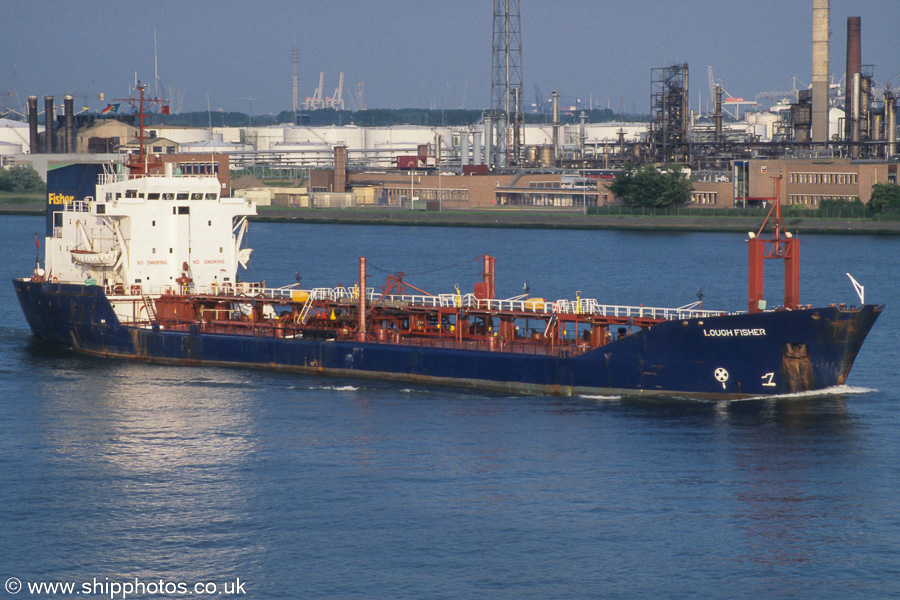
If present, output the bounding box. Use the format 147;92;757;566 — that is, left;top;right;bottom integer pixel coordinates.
736;158;894;207
314;157;899;211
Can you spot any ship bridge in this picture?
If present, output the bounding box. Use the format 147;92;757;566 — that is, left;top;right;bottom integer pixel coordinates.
44;172;256;294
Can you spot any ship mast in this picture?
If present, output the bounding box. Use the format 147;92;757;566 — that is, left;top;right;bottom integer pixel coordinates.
114;80;170;178
747;175;800;312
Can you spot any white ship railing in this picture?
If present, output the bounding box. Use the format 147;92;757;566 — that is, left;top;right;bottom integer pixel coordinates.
96;172;220;185
98;173;125;185
469;296;730;320
60;200;92;213
141;282;736;322
285;287;733;320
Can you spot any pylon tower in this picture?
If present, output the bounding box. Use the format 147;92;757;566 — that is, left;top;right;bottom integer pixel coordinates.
490;0;523;168
291;45;300;116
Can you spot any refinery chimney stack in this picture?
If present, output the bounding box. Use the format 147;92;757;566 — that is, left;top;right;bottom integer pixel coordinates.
845;17;861;141
64;95;75;153
551;90;560;164
27;96;38;154
811;0;830;145
43;96;55;153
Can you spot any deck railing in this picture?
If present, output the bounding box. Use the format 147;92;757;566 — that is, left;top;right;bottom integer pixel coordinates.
141;282;736;322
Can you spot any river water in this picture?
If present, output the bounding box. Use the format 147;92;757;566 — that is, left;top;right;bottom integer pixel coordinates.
2;216;898;599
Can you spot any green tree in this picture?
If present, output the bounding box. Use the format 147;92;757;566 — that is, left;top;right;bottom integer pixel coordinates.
0;165;44;192
868;182;900;213
608;163;692;207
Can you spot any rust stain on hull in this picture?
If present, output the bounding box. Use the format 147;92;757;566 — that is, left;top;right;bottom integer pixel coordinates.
781;349;816;392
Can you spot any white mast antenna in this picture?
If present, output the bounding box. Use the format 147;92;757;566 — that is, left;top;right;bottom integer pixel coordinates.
154;30;159;100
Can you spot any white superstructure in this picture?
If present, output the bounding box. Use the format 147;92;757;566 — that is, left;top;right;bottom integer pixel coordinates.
44;168;256;296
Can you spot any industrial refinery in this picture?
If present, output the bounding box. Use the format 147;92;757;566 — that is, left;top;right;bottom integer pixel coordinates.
0;0;897;211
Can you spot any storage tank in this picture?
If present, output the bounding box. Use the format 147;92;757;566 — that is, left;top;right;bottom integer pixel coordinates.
744;112;780;141
539;145;553;167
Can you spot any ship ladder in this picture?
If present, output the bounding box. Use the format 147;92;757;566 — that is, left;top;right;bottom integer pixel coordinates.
543;314;558;339
296;294;315;325
141;294;157;322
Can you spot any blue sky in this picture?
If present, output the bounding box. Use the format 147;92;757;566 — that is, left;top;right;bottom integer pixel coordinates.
2;0;898;116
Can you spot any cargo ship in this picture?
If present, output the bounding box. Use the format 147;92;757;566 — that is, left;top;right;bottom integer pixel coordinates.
13;160;883;400
12;88;883;399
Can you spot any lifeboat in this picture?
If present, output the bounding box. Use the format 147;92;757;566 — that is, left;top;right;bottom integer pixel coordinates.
70;248;120;267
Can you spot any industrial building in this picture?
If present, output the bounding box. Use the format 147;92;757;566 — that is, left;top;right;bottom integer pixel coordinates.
3;1;897;213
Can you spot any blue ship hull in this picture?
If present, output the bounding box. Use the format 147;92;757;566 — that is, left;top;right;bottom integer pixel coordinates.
13;279;882;399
